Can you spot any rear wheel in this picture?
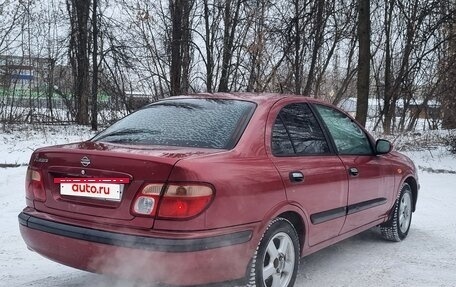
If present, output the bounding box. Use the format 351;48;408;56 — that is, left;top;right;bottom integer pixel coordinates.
248;218;300;287
381;183;413;242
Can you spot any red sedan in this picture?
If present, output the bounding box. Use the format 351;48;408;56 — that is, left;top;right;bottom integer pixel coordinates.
19;93;418;287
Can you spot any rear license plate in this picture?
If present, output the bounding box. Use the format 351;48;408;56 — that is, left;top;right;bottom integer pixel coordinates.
55;178;129;201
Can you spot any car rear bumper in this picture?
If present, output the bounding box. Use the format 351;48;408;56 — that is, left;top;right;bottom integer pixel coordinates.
19;212;254;285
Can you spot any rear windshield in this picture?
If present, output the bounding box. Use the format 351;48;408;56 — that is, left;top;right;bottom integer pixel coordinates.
92;98;256;149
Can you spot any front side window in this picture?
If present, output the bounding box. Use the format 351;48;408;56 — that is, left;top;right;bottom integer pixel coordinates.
92;99;255;149
315;104;372;155
272;103;330;156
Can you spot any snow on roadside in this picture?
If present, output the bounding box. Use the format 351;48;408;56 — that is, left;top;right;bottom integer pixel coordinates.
0;125;99;287
1;124;97;166
1;125;456;286
405;147;456;173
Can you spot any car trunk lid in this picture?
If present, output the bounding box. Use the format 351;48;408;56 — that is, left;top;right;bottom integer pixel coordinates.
30;141;222;229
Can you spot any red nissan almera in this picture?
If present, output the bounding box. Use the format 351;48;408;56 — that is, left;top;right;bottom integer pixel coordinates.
19;93;418;287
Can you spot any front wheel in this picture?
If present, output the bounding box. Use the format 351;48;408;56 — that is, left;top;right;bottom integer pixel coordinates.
381;183;413;242
248;218;300;287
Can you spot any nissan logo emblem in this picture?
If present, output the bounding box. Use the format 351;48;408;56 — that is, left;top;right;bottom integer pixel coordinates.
80;156;91;167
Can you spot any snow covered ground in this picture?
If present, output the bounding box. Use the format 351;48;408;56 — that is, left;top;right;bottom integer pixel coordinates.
1;125;456;287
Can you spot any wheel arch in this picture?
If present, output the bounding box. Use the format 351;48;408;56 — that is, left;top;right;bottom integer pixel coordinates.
276;211;306;253
253;203;309;258
404;176;418;212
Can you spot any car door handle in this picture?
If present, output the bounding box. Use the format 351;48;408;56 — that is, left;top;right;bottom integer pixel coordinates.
349;167;359;177
289;171;304;183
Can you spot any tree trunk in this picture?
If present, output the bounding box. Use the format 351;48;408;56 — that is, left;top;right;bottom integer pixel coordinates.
180;0;193;94
91;0;98;131
169;0;193;96
293;0;302;95
303;0;325;97
169;0;183;97
218;0;241;92
442;3;456;129
203;0;214;92
382;0;394;134
356;0;370;127
67;0;90;125
247;0;268;92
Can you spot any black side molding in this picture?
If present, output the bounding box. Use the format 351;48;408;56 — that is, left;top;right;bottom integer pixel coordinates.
310;197;387;225
18;212;252;253
347;198;387;215
310;207;347;224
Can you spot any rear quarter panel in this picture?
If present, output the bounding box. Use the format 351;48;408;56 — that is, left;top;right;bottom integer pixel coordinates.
160;153;287;231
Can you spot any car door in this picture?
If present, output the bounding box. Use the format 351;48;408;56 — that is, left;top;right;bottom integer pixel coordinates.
313;104;395;234
267;100;349;246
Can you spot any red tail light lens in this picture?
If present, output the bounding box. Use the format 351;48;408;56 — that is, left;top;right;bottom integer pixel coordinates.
158;184;214;219
25;168;46;202
131;183;214;219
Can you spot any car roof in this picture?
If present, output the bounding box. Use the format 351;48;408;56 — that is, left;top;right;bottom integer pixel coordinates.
166;92;330;106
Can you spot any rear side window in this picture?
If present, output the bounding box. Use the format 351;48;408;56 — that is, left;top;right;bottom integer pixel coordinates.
92;99;255;149
272;103;330;156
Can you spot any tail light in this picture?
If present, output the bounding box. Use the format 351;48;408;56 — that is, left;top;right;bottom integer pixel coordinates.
131;184;162;216
131;183;214;219
25;168;46;203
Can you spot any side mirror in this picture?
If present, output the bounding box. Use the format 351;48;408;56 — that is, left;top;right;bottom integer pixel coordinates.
376;139;392;155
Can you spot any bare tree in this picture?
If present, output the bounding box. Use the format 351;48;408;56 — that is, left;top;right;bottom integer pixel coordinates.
201;0;214;92
218;0;243;92
2;0;454;133
246;0;267;92
441;0;456;129
372;0;453;133
303;0;326;97
169;0;194;96
381;0;394;133
91;0;99;130
356;0;370;127
67;0;90;125
0;1;24;55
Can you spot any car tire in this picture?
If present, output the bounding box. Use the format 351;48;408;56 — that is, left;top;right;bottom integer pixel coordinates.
247;218;300;287
380;183;413;242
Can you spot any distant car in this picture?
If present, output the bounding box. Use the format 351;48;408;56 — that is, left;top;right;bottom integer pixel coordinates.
19;93;418;287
